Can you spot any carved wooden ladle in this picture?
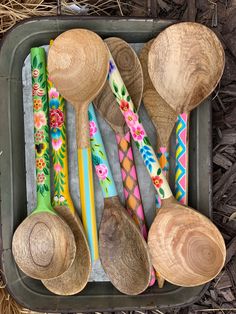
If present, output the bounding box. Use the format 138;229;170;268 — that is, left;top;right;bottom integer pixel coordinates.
42;76;91;295
12;48;76;280
106;36;226;287
94;37;156;286
47;29;109;262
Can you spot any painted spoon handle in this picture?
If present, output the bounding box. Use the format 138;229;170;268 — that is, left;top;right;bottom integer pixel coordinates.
115;132;148;239
116;131;156;286
31;48;52;212
48;79;75;214
107;52;172;199
88;103;117;198
175;112;189;205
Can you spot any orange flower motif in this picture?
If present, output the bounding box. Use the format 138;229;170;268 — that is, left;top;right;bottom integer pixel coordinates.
36;158;46;170
152;175;163;188
33;99;42;111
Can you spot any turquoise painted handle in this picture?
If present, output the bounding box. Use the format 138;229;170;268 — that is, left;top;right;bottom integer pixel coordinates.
107;51;173;200
31;48;52;212
88;103;117;198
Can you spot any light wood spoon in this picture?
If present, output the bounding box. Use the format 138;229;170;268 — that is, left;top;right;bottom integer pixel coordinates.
107;49;226;287
48;29;109;262
12;48;76;280
148;22;225;115
93;37;148;240
42;75;91;295
140;39;178;288
93;37;156;286
88;104;152;295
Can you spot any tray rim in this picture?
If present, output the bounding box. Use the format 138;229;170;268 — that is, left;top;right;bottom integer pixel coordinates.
0;16;212;312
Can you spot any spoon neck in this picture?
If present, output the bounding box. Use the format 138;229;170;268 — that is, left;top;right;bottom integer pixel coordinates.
75;104;90;149
35;196;54;214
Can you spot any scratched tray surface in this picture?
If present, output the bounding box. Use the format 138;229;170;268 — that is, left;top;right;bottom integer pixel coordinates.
0;17;211;312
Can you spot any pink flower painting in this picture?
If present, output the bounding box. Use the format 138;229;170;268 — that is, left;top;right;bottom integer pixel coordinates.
95;164;108;180
54;163;62;172
52;139;62;151
89;121;97;137
131;124;145;141
124;110;138;127
49;87;59;99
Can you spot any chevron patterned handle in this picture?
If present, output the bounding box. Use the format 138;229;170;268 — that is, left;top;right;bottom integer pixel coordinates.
175;112;189;205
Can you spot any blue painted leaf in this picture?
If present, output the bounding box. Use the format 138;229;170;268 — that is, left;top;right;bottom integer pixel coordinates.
149;158;156;163
143;145;151;151
148;163;152;172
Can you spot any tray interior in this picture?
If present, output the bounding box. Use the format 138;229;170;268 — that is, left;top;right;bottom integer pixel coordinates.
0;17;211;312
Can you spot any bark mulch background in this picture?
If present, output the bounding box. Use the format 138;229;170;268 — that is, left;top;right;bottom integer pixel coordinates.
1;1;236;313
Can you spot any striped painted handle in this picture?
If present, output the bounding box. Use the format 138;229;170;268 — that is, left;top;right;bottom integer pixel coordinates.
107;51;173;200
116;132;148;239
31;47;52;213
175;113;189;205
48;79;75;214
116;131;156;286
78;148;99;261
88;103;117;198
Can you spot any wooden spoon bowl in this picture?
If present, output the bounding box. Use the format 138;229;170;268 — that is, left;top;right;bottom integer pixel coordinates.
42;206;91;295
99;196;152;295
12;212;76;279
148;22;225;114
148;196;226;286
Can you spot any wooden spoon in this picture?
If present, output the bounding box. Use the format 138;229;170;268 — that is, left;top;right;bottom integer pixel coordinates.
107;50;226;287
139;39;178;288
148;22;225;115
12;48;76;280
42;76;91;295
48;29;109;262
88;103;152;295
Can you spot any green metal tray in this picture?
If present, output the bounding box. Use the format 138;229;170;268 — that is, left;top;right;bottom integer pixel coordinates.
0;17;212;312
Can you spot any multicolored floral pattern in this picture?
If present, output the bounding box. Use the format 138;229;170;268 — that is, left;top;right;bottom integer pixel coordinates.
48;80;67;207
88;104;117;198
107;55;173;200
31;51;50;197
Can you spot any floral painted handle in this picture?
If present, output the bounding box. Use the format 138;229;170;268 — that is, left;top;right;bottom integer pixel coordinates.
31;48;53;213
155;147;170;209
88;103;117;198
116;132;148;239
175;112;189;205
107;52;172;199
48;78;75;214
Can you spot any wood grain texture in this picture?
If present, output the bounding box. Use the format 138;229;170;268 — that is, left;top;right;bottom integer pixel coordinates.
148;196;226;287
148;22;225;114
99;196;152;295
42;206;91;295
94;37;143;135
140;39;177;149
48;29;109;148
12;212;76;280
